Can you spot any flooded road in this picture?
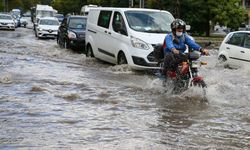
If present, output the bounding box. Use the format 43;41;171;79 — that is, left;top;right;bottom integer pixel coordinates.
0;27;250;149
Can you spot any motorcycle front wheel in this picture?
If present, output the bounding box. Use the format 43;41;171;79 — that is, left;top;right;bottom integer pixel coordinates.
193;80;207;88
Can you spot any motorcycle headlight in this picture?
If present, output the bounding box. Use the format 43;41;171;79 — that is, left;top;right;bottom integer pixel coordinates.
191;61;199;68
130;36;149;50
68;31;76;39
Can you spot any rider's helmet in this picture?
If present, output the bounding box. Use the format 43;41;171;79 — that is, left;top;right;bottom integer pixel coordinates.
171;19;186;33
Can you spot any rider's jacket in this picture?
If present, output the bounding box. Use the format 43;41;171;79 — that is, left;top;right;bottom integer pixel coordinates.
163;33;201;55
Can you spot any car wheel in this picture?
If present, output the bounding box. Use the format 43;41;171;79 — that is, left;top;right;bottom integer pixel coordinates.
218;55;227;63
86;45;94;57
118;52;127;65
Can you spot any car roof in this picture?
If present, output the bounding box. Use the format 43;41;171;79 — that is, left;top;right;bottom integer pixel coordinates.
39;17;58;20
231;30;250;34
0;13;12;16
55;14;64;16
68;15;87;18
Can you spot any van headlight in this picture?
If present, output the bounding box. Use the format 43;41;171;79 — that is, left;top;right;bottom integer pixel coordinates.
131;36;149;50
68;31;76;39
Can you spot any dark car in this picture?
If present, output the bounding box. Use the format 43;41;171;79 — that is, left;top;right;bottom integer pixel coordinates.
55;14;64;23
57;15;87;52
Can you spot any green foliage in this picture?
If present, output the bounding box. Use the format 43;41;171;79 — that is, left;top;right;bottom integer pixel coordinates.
1;0;247;36
0;2;3;11
9;0;24;10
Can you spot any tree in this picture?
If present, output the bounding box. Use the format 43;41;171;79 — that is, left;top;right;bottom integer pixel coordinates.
180;0;245;36
8;0;24;11
0;1;4;11
52;0;87;15
210;0;245;31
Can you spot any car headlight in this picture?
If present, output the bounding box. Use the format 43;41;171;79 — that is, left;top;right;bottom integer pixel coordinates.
130;36;149;50
38;28;43;31
68;31;76;39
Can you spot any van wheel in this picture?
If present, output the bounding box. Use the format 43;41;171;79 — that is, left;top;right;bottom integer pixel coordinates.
118;52;127;65
86;45;94;57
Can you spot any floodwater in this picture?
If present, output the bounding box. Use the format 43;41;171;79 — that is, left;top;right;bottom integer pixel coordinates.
0;26;249;150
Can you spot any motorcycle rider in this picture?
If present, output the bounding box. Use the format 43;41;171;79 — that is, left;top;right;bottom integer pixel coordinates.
163;19;209;75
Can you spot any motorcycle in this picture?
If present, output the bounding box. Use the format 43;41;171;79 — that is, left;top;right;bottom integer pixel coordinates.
154;44;208;95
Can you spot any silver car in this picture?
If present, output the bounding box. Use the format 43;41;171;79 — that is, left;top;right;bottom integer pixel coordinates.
35;17;60;39
218;31;250;68
0;13;15;30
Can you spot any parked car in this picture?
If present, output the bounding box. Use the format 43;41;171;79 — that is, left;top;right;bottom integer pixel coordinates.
218;31;250;68
35;17;60;39
20;17;28;28
57;15;87;51
55;14;64;23
85;7;175;70
12;15;21;27
0;13;15;31
11;9;21;27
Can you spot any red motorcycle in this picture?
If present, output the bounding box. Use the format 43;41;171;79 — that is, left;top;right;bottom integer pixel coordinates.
154;44;207;94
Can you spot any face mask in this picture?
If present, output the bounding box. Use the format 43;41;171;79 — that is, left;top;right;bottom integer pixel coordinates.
176;31;183;37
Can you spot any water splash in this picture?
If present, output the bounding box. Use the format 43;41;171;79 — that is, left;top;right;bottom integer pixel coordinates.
0;74;12;84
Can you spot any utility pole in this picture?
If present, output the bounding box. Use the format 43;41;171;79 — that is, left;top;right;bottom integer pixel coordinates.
129;0;134;8
5;0;8;12
139;0;144;8
3;0;6;12
175;0;180;18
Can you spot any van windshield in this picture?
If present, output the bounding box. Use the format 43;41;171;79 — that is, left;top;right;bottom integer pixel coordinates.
37;10;54;18
125;11;174;33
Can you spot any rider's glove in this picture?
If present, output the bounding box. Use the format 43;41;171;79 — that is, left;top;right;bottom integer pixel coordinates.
200;48;209;55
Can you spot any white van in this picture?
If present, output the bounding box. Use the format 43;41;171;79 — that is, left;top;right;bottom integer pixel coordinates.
33;4;55;30
85;7;175;70
80;4;98;16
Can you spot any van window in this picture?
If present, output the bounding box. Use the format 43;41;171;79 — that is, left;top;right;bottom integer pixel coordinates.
125;11;173;33
112;12;127;36
227;33;245;46
97;11;112;29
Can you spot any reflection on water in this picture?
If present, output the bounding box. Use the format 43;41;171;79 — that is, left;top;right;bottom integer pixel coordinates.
0;29;250;149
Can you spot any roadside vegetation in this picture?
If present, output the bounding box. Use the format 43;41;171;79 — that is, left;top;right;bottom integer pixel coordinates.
0;0;246;37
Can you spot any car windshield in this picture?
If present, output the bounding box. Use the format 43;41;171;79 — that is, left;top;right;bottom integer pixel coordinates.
68;18;87;29
37;10;54;18
125;11;174;33
39;19;59;25
55;14;64;18
12;11;20;17
0;15;12;20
